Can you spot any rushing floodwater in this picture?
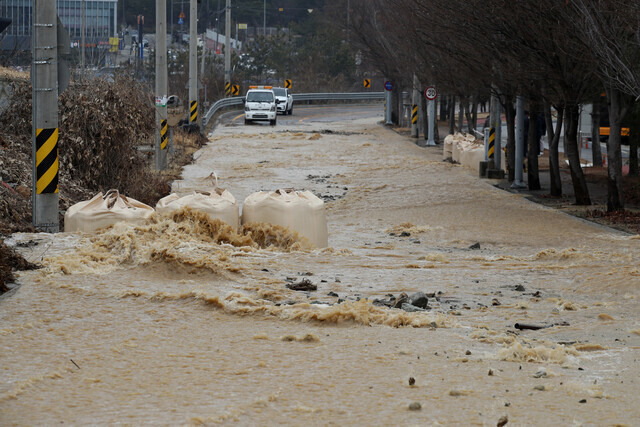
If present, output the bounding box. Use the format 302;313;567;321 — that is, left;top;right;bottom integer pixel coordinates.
2;110;639;425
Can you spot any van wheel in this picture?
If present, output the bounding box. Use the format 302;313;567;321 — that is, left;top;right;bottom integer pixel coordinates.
244;118;251;125
270;119;276;126
288;106;292;115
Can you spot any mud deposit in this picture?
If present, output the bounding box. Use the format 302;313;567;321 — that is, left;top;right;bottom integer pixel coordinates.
2;112;639;425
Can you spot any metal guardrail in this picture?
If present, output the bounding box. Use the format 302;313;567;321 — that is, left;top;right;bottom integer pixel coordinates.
203;92;385;126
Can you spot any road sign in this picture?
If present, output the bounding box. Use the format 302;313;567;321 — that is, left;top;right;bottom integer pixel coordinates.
178;17;184;25
179;11;186;19
285;79;292;89
363;78;371;88
231;84;239;96
424;86;438;100
384;80;393;91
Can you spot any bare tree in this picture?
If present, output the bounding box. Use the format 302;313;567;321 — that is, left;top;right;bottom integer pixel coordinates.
571;0;640;210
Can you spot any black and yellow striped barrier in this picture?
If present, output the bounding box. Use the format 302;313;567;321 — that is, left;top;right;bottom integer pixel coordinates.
225;81;231;96
36;128;59;194
160;119;168;150
488;127;495;159
411;104;418;125
190;100;197;123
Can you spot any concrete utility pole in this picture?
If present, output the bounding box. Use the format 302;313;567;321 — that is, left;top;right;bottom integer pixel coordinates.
188;0;198;128
411;74;419;138
513;95;526;188
427;96;436;146
489;90;503;174
224;0;231;87
385;80;392;125
81;0;85;68
156;0;168;170
32;0;59;232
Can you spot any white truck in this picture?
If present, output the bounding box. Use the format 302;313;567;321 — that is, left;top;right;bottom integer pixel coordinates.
244;86;277;126
272;87;293;115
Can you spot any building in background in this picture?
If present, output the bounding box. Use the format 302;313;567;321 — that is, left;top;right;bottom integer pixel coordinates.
1;0;118;56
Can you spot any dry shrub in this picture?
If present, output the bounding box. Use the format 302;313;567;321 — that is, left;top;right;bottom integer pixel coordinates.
0;239;38;293
0;74;174;210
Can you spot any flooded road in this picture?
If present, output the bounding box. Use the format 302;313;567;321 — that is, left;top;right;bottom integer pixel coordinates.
2;106;640;425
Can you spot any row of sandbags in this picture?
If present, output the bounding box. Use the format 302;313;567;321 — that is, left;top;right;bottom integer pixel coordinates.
443;133;505;173
64;187;328;248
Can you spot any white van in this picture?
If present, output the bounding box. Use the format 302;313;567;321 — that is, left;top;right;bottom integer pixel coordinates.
244;86;277;126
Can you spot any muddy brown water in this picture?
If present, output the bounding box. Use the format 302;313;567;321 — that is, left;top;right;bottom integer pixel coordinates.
2;112;639;425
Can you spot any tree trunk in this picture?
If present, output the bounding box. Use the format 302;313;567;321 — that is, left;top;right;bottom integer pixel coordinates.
565;104;591;205
628;102;639;176
504;98;516;182
591;96;603;167
449;96;455;135
527;102;541;190
605;86;630;211
440;96;448;122
544;102;564;197
392;84;400;125
458;97;465;132
470;95;478;134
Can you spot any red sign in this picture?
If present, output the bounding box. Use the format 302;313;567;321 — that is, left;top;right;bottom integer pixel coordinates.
424;86;437;100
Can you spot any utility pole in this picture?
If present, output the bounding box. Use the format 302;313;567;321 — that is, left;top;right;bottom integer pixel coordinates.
224;0;231;88
263;0;266;36
513;95;526;188
32;0;59;232
156;0;168;170
411;74;419;138
188;0;198;128
81;0;85;68
427;94;436;146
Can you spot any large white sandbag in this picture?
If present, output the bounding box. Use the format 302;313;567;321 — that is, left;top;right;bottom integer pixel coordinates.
156;188;239;229
241;189;328;248
65;190;154;233
460;147;485;173
452;140;461;163
443;135;454;160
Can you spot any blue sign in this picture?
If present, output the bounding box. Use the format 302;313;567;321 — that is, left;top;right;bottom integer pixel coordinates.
178;17;184;25
384;80;393;91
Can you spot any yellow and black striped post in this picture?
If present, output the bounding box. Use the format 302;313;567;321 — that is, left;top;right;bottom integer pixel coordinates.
488;127;496;160
190;100;198;123
160;119;168;150
35;128;59;194
225;81;231;96
411;104;418;125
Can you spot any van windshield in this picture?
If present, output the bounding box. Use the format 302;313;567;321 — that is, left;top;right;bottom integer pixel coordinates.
247;92;274;102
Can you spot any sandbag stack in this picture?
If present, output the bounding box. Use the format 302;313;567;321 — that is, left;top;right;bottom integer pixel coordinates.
64;190;154;232
241;189;328;248
156;188;239;229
